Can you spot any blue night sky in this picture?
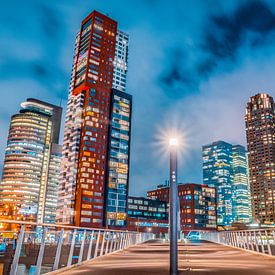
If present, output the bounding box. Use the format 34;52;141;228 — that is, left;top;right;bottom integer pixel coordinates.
1;0;275;196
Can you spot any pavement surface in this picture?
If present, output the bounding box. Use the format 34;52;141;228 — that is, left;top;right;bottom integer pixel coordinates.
55;240;275;275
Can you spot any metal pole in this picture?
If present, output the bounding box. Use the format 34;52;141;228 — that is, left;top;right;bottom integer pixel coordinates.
78;230;86;264
67;229;77;267
53;228;64;270
169;145;178;275
10;225;25;275
35;227;47;275
86;231;94;260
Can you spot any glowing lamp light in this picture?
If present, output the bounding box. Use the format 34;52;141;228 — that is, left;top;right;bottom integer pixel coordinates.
169;138;178;147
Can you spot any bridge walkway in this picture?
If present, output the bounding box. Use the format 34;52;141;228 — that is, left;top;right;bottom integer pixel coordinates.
53;240;275;275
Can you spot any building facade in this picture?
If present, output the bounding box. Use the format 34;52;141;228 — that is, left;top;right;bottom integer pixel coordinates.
57;10;131;228
147;183;217;231
202;141;251;226
127;196;168;234
202;141;234;226
232;145;251;224
0;98;62;223
105;89;132;227
245;93;275;224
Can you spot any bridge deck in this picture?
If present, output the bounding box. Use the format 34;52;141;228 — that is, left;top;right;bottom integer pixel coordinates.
54;240;275;275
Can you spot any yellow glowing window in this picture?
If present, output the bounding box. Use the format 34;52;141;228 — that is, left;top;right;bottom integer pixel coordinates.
83;190;93;196
82;204;92;209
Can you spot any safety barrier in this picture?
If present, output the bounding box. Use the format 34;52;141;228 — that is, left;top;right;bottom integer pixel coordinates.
201;228;275;256
0;219;154;274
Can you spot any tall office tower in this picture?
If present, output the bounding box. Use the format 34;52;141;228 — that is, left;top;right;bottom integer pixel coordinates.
202;141;233;226
112;30;129;92
57;10;131;228
105;89;132;226
245;93;275;224
232;145;251;223
0;98;62;223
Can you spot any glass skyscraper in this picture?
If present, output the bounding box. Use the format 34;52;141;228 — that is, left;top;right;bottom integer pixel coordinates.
203;141;233;226
0;98;62;223
203;141;251;226
57;10;131;228
105;89;132;226
232;145;251;224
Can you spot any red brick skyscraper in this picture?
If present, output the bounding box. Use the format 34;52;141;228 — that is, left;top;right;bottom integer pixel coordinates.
57;11;131;228
245;93;275;224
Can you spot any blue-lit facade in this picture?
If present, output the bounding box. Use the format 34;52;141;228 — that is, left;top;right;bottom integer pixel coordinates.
203;141;233;226
105;89;132;227
232;145;251;223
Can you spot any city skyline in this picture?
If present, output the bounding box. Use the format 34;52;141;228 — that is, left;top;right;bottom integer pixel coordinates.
1;0;275;197
0;2;274;274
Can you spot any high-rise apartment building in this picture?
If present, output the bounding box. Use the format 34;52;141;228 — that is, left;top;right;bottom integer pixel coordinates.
245;93;275;224
0;98;62;223
147;183;217;232
203;141;251;226
57;10;131;228
232;145;251;224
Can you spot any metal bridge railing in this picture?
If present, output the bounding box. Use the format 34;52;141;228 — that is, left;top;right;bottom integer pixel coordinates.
201;228;275;256
0;219;154;275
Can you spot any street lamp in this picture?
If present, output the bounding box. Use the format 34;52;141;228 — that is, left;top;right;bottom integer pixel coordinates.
169;138;178;275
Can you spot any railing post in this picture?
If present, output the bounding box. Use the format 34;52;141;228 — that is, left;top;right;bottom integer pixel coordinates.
123;233;127;249
119;233;124;250
10;225;25;275
232;232;237;247
100;231;106;256
248;231;254;251
78;230;86;264
87;231;94;260
114;233;119;251
254;231;259;252
35;227;47;275
53;228;64;270
105;232;111;255
94;231;101;258
259;231;265;253
67;229;77;267
265;230;272;255
110;232;115;253
243;232;248;250
231;232;235;247
238;232;242;248
125;233;129;248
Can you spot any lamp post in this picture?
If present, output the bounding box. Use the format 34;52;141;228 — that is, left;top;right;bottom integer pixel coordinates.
169;138;178;275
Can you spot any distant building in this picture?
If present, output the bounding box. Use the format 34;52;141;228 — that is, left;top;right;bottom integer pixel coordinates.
57;10;131;228
127;196;168;234
43;143;62;224
0;98;62;223
232;145;251;224
202;141;251;226
147;183;217;232
202;141;234;226
245;93;275;224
